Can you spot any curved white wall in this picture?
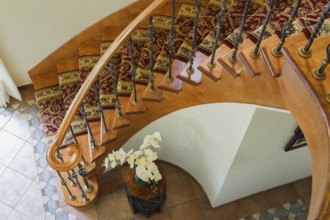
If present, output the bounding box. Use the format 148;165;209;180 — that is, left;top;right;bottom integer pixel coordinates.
0;0;135;86
121;103;312;207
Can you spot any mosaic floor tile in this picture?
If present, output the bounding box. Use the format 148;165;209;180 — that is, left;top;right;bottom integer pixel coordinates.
241;199;307;220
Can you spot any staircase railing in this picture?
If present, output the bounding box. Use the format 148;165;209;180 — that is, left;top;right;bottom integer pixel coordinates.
46;0;168;172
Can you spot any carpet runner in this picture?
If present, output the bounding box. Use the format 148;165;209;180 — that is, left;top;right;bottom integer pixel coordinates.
99;41;122;107
153;3;197;73
175;0;224;61
135;15;172;83
117;29;148;95
247;0;330;43
58;71;86;135
78;55;101;120
198;0;260;55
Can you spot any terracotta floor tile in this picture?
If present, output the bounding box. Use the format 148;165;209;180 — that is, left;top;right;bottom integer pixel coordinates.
198;196;239;220
99;166;124;194
293;177;312;198
265;183;300;208
96;186;133;220
302;195;311;212
165;172;197;208
134;205;170;220
168;200;205;220
236;192;270;218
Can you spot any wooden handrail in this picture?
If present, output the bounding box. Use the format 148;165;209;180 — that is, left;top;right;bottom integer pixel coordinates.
46;0;169;171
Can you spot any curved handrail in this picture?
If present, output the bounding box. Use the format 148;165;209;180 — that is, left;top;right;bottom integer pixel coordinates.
46;0;169;171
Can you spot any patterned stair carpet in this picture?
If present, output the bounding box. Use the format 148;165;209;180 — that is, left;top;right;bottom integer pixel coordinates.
135;15;172;83
240;199;307;220
99;42;122;108
78;54;101;120
198;0;260;55
153;3;196;73
117;28;148;95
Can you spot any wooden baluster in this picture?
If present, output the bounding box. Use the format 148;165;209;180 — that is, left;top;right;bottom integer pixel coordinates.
272;0;301;57
56;150;77;187
261;0;306;77
208;3;227;69
239;0;276;76
250;0;276;59
126;36;146;115
158;0;183;93
69;125;87;165
93;83;108;133
78;163;94;193
298;2;330;58
79;106;97;150
109;60;130;129
71;168;90;202
229;0;251;64
56;171;76;201
177;0;205;85
92;83;117;144
148;16;155;93
168;0;175;83
313;44;330;81
217;0;252;77
142;16;164;102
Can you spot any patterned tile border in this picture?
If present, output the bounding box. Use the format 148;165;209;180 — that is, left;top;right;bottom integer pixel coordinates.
240;199;307;220
5;100;73;220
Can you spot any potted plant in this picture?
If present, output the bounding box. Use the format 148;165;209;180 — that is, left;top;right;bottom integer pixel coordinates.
103;132;163;192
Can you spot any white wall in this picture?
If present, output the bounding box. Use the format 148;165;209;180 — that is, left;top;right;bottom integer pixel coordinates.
121;103;312;208
215;108;312;206
0;0;134;86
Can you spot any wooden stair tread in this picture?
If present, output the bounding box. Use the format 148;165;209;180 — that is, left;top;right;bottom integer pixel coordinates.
158;59;186;93
142;72;164;102
177;52;207;86
198;45;232;81
261;33;307;77
125;84;147;115
239;35;279;77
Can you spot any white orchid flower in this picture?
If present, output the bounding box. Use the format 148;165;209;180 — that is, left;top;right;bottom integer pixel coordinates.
153;132;163;142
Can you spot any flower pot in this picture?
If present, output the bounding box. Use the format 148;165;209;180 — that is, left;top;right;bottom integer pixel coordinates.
134;174;152;187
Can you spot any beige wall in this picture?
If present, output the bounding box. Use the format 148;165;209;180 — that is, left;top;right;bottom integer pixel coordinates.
0;0;134;86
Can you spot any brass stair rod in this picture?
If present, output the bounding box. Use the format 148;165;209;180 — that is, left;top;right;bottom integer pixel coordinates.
208;0;227;68
187;0;202;74
272;0;301;57
109;60;123;119
167;0;175;82
299;2;330;58
250;0;276;59
128;36;138;105
93;83;109;134
229;0;251;63
148;16;155;92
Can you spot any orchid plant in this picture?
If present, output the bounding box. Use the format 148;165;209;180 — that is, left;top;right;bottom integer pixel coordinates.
103;132;163;184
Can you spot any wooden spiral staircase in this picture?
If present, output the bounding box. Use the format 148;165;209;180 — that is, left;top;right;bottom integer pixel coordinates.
28;0;330;219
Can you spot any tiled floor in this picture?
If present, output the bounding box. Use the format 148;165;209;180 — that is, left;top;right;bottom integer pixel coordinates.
0;85;312;220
